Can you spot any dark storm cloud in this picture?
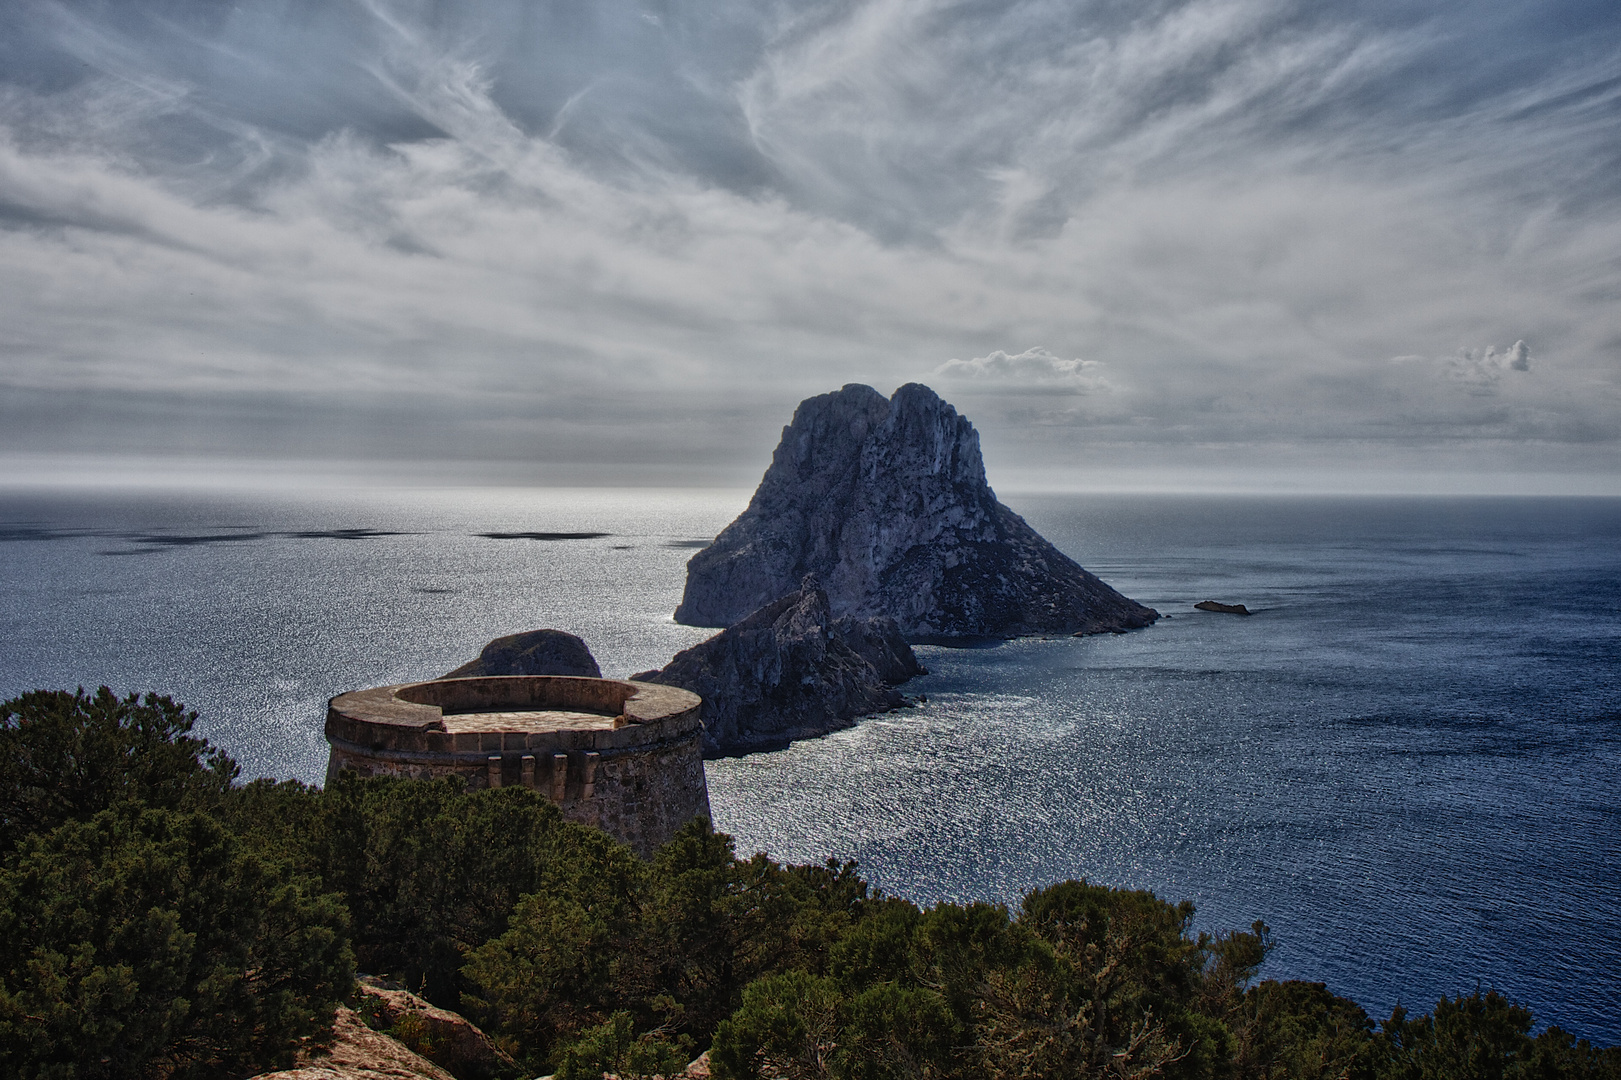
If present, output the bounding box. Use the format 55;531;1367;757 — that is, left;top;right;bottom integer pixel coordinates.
0;0;1618;486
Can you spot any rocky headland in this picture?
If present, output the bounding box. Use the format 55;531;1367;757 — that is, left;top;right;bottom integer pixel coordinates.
674;382;1158;640
635;575;924;756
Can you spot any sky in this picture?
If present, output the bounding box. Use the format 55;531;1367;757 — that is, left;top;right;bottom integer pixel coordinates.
1;0;1619;492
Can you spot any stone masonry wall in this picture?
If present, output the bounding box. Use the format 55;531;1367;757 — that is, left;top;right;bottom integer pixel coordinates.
324;676;710;857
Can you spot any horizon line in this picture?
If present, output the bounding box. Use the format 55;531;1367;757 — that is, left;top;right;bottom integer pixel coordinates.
3;452;1619;498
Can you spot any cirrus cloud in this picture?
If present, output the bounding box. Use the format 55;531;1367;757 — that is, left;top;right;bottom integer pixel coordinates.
0;0;1618;489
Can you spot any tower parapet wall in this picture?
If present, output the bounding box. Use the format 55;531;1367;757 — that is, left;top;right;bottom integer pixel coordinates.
324;675;709;857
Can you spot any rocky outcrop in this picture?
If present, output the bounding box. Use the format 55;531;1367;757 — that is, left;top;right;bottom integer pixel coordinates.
635;576;923;756
354;979;516;1079
444;629;601;678
248;1005;457;1080
251;981;513;1080
674;383;1157;639
1194;601;1251;615
831;613;927;685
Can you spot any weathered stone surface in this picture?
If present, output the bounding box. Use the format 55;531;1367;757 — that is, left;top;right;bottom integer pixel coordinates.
444;628;601;678
325;676;710;856
636;576;922;756
246;1004;456;1080
250;981;518;1080
674;383;1158;639
831;613;927;685
353;979;516;1079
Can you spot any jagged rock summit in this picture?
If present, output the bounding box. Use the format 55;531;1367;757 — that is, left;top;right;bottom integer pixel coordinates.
636;575;924;756
675;383;1158;639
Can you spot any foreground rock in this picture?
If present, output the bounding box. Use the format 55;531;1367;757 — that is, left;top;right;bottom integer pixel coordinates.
248;1006;455;1080
444;628;601;678
636;576;923;755
675;383;1158;639
354;978;516;1078
251;981;513;1080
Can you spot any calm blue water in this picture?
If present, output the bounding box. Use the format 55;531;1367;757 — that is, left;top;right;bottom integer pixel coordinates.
2;487;1617;1041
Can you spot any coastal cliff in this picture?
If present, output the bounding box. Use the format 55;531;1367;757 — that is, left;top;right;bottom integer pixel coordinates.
636;576;923;756
674;382;1158;639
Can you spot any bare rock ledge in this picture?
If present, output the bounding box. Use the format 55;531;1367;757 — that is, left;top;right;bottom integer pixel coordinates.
248;980;508;1080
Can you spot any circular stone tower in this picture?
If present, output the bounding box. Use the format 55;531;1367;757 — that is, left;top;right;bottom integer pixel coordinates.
324;675;708;857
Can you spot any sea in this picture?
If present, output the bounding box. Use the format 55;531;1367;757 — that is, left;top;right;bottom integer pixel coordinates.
2;485;1617;1042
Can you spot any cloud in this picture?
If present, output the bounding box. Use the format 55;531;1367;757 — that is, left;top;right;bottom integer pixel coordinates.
934;347;1112;394
1390;341;1535;396
1445;340;1533;387
0;0;1617;484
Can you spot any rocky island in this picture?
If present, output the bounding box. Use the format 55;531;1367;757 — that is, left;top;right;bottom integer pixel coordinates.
675;382;1158;639
422;385;1154;757
442;627;602;677
635;575;925;756
1194;600;1252;616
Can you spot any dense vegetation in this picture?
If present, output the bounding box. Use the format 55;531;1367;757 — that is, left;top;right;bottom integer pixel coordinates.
2;687;1616;1080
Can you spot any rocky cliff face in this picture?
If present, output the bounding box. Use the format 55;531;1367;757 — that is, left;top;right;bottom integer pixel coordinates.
831;612;927;685
674;383;1158;639
636;576;923;756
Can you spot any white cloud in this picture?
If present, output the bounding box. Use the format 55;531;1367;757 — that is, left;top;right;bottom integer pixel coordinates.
1445;340;1533;388
1387;342;1535;396
934;347;1112;394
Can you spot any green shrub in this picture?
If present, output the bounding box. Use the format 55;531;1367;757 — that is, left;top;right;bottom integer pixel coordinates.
710;970;848;1080
640;820;872;1035
461;816;879;1073
0;688;237;854
554;1010;694;1080
317;774;576;1004
6;687;1616;1080
460;827;648;1068
1376;990;1621;1080
222;772;598;1008
0;806;351;1080
1524;1027;1621;1080
1231;980;1378;1080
